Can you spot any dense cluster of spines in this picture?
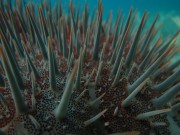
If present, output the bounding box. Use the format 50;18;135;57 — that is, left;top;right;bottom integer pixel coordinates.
0;0;180;134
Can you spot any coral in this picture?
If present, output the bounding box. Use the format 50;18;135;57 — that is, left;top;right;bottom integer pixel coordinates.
0;0;180;135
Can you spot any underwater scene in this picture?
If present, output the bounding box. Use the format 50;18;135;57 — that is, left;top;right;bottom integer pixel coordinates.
0;0;180;135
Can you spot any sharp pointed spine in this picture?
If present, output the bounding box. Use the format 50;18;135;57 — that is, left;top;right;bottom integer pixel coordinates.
28;115;41;129
167;115;180;135
48;37;58;93
112;11;121;48
38;6;49;41
52;50;59;74
111;22;130;76
85;68;96;86
139;35;162;71
62;19;68;58
75;49;83;89
172;102;180;112
112;58;124;87
92;7;102;61
55;60;78;119
140;14;159;58
84;109;107;127
128;45;173;92
150;122;166;127
154;68;180;92
152;83;180;108
68;32;73;65
113;106;118;116
23;42;40;79
26;6;48;60
88;92;106;107
0;30;24;89
136;108;171;120
165;59;180;73
127;62;137;80
122;78;149;107
95;61;103;85
0;46;27;114
75;89;88;102
125;12;146;70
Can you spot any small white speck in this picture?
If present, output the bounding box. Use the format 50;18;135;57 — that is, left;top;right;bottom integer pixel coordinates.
104;122;109;126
